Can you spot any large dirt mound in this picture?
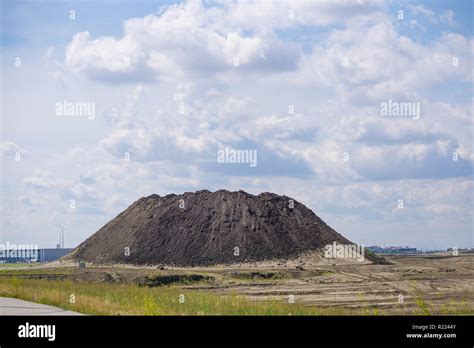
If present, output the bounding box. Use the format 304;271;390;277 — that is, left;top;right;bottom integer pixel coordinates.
68;190;370;266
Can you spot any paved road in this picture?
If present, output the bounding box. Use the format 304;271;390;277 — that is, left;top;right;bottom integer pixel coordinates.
0;297;82;315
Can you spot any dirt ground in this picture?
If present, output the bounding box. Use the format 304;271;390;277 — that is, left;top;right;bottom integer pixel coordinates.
184;252;474;314
2;252;473;314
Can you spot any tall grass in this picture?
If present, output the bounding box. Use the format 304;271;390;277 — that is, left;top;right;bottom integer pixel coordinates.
1;277;470;315
0;277;357;315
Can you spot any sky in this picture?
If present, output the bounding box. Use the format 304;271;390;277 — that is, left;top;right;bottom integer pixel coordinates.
0;0;472;250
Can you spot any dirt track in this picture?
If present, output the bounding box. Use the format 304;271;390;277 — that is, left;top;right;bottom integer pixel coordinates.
202;253;474;313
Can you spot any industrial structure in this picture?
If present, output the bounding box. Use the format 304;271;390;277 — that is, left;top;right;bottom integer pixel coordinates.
0;247;72;263
367;245;420;254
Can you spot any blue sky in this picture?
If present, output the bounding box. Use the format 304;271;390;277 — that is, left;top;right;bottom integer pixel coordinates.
1;0;473;250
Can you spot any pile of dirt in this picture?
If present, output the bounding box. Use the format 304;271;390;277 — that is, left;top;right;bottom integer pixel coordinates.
67;189;377;266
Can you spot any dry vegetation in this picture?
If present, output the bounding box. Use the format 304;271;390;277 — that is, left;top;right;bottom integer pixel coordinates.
0;253;472;315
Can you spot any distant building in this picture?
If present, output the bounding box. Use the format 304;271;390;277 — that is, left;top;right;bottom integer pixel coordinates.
37;248;73;262
0;248;72;263
367;245;419;254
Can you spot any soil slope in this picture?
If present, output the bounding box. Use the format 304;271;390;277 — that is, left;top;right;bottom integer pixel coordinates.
68;190;367;266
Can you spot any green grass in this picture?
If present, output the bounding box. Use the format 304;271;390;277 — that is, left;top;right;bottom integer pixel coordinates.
414;296;430;315
0;266;73;276
321;271;334;276
0;263;43;268
0;277;360;315
0;274;470;316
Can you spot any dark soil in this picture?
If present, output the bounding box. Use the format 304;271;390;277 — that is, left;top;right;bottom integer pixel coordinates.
67;189;372;266
139;274;213;287
228;271;283;280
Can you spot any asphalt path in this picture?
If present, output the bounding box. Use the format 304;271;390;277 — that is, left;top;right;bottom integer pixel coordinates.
0;297;82;315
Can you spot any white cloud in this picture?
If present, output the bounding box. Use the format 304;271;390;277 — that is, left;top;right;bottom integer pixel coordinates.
407;4;435;18
440;10;455;26
407;5;456;27
294;20;472;101
0;141;30;159
221;0;386;29
3;0;473;249
23;176;56;190
65;0;289;82
64;0;389;83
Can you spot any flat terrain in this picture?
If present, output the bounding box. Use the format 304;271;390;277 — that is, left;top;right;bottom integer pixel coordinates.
0;252;472;315
0;297;81;315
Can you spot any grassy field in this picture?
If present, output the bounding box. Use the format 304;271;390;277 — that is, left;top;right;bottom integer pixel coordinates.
1;254;472;315
0;263;45;268
1;276;470;315
0;276;358;315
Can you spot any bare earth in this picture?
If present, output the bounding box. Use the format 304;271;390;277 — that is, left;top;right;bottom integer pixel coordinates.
183;252;474;313
3;252;473;314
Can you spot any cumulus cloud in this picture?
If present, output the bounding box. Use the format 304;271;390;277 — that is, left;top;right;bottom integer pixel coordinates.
220;0;386;30
349;140;472;180
65;0;302;82
64;0;390;83
295;20;472;101
3;0;473;248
